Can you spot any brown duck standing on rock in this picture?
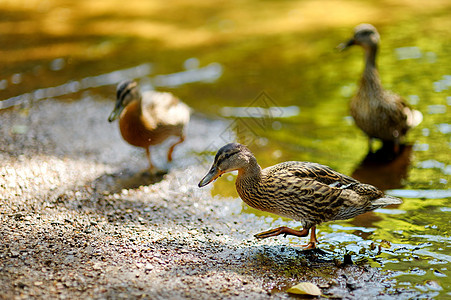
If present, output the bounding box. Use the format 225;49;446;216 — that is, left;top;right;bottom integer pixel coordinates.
339;24;423;153
198;143;402;249
108;80;190;171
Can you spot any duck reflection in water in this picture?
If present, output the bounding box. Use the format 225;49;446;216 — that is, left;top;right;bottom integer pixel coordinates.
352;143;412;191
347;144;411;229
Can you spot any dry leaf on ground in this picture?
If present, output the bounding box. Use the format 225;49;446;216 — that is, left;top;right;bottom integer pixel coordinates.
286;282;322;296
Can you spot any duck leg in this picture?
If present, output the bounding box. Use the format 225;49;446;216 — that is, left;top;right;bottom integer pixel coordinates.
255;226;309;239
145;147;155;171
300;226;318;249
167;135;185;162
255;226;318;249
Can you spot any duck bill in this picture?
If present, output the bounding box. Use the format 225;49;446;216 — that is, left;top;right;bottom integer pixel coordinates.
337;38;355;51
198;166;224;188
108;103;124;122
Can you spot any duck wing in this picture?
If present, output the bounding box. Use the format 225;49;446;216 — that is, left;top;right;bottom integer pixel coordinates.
259;162;357;225
141;91;190;128
262;162;401;224
383;92;422;134
267;161;359;187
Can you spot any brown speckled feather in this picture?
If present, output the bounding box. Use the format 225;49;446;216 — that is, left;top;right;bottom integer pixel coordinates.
236;161;388;229
109;80;190;169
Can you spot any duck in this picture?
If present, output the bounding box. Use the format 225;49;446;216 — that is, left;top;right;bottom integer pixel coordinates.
339;23;422;153
198;143;402;249
108;80;190;170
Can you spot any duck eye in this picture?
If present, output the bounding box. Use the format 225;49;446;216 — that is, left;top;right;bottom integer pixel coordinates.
359;30;373;37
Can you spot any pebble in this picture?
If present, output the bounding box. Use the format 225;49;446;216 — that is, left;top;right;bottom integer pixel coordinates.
10;251;20;258
64;255;75;263
144;264;153;272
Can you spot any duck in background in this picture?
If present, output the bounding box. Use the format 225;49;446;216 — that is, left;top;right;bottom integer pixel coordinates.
198;143;402;249
108;80;190;171
339;24;422;154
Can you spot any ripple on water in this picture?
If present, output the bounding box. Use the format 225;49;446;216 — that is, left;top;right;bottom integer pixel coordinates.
387;189;451;199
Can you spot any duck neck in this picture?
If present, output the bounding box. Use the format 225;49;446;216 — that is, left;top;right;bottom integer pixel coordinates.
236;156;262;188
359;45;383;96
126;98;142;115
364;44;378;70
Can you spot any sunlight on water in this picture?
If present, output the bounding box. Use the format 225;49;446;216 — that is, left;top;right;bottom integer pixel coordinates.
154;62;223;88
387;189;451;199
220;105;300;118
0;61;223;109
0;64;153;109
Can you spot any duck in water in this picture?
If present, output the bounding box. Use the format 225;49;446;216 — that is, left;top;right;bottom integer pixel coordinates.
339;24;422;153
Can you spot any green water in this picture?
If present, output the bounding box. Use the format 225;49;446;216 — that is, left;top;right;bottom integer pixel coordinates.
1;0;450;297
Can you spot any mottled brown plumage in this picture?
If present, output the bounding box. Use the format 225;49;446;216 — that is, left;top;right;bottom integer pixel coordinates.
108;80;190;170
198;143;402;248
339;24;422;152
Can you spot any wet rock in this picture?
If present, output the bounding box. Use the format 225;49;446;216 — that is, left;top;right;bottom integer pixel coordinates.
346;280;361;291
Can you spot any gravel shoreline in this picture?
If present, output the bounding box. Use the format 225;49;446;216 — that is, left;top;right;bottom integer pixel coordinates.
1;96;392;299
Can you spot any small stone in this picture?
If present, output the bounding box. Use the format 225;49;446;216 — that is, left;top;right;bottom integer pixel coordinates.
328;279;339;286
10;251;20;258
14;213;24;221
144;264;153;272
318;283;330;288
64;255;75;263
346;281;360;291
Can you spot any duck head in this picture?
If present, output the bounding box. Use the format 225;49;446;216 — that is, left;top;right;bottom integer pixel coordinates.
198;143;254;187
108;80;141;122
338;23;380;51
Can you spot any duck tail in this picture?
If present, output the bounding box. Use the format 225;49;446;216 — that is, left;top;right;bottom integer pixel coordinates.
371;195;403;208
405;107;423;128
